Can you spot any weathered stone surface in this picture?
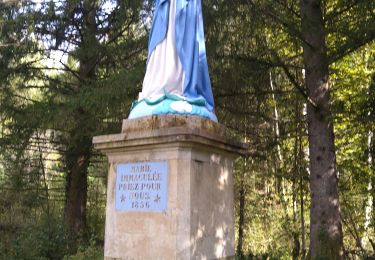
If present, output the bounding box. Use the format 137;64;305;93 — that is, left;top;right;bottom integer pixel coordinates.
121;115;224;135
93;115;246;260
93;115;247;156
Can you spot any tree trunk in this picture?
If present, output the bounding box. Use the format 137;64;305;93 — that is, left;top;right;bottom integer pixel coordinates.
300;0;343;258
270;72;284;195
300;168;306;259
64;136;91;235
237;165;245;259
364;131;373;232
299;134;307;259
64;0;98;236
292;176;300;260
292;95;300;260
366;74;375;246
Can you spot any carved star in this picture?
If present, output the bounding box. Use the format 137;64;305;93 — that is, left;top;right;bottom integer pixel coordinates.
154;194;161;203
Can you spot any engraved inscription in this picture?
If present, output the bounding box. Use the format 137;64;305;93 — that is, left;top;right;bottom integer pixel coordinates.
115;161;168;212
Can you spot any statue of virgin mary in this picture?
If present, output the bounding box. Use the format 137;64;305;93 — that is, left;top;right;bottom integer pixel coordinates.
128;0;217;122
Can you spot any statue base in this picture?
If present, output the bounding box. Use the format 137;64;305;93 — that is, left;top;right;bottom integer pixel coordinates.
128;96;218;122
93;115;246;259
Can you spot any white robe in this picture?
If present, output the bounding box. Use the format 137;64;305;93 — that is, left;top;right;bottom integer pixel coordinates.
139;0;185;100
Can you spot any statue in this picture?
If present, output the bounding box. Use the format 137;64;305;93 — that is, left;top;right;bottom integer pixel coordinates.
128;0;217;122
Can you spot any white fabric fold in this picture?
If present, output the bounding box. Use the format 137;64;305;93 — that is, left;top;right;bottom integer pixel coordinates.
140;0;185;100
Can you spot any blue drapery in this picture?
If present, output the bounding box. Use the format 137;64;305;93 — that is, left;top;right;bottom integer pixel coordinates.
147;0;215;112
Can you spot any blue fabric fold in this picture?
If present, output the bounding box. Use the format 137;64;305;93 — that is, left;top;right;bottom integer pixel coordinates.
148;0;170;60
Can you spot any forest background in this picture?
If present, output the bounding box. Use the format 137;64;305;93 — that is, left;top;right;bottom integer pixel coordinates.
0;0;374;259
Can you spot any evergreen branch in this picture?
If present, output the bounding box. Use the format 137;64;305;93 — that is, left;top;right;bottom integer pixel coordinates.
328;31;375;64
215;89;292;98
270;50;318;109
273;0;300;19
245;0;313;49
324;0;368;22
57;60;81;82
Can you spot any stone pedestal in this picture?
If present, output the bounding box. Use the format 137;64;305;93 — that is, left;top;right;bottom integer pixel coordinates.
93;115;247;260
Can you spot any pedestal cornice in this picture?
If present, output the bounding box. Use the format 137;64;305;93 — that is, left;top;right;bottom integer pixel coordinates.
93;115;248;156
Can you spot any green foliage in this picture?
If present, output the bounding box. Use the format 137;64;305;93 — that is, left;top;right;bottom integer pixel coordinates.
63;237;103;260
0;157;106;259
1;214;74;259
